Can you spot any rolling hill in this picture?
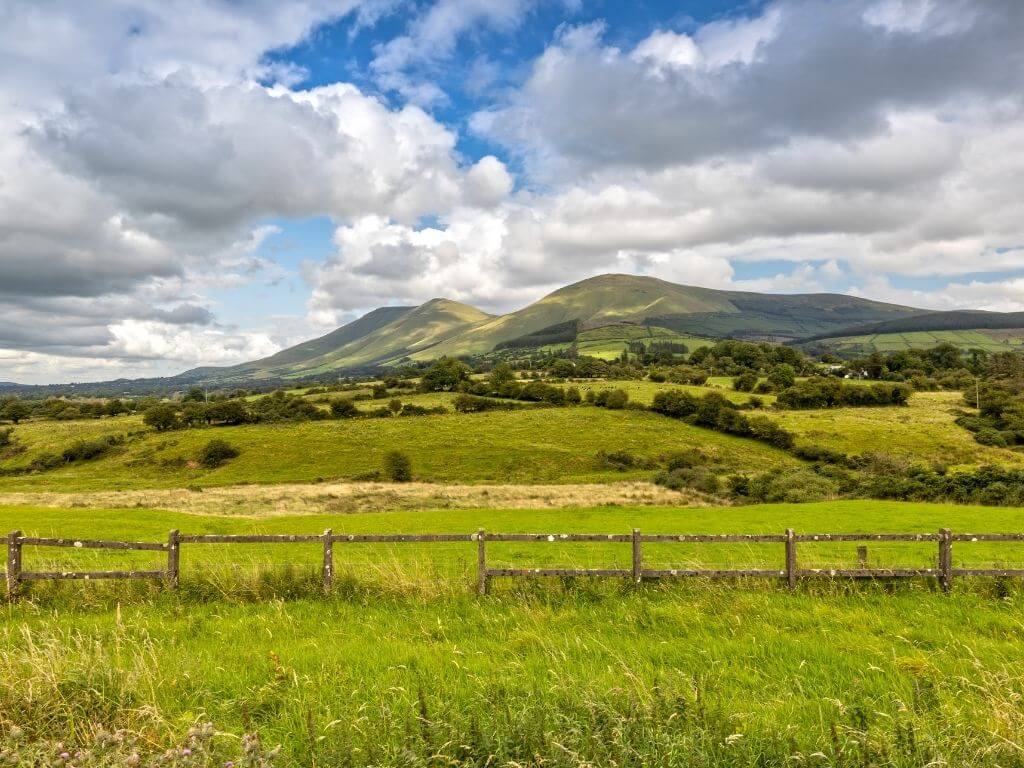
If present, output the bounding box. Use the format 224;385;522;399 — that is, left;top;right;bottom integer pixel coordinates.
191;274;919;382
190;299;491;382
795;309;1024;355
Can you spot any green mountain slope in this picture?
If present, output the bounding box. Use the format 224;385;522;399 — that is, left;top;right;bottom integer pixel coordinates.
198;299;492;382
417;274;915;359
194;274;919;382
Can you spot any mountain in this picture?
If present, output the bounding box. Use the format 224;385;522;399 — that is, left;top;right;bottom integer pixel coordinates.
414;274;916;359
798;309;1024;342
190;274;918;382
195;298;492;382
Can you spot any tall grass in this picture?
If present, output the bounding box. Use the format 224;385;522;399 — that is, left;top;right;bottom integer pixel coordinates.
4;582;1024;766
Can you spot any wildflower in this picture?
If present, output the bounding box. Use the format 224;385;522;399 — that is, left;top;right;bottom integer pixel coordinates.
59;752;70;760
182;747;192;756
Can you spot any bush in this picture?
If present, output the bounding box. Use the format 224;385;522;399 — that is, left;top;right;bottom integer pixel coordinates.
61;435;124;463
595;449;656;471
733;371;758;392
382;450;412;482
330;398;358;418
654;466;721;495
199;438;240;468
593;389;629;409
0;427;12;448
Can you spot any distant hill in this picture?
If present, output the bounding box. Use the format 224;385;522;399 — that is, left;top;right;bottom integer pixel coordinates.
192;298;493;382
793;309;1024;356
799;310;1024;342
189;274;918;382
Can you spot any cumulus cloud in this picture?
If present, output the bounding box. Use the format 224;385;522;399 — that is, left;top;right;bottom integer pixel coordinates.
4;0;1024;383
0;0;519;381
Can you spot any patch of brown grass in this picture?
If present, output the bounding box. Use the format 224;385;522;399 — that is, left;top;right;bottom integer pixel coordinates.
0;480;714;517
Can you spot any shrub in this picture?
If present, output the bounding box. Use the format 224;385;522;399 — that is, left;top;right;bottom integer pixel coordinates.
654;467;721;495
650;390;699;418
742;468;840;503
61;435;123;463
388;398;403;414
199;438;240;468
0;427;12;448
733;371;758;392
595;449;656;471
382;450;413;482
593;389;629;409
330;398;358;418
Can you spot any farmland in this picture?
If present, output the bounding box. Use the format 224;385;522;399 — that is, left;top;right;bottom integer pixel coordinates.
4;502;1024;766
6;357;1024;765
812;328;1024;355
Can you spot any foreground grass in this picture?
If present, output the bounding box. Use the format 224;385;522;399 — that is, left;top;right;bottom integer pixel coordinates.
4;501;1024;765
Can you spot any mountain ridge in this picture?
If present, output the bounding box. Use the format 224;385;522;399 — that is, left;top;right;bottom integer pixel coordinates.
190;274;920;382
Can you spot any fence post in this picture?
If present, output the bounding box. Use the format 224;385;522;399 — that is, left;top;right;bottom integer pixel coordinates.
166;529;180;590
6;531;22;600
476;528;488;596
785;528;797;589
939;528;952;592
631;528;643;585
857;546;868;568
322;528;333;591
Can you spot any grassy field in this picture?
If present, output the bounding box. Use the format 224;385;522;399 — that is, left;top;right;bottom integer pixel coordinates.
773;390;1024;468
530;324;715;360
0;407;799;492
816;329;1024;354
4;501;1024;765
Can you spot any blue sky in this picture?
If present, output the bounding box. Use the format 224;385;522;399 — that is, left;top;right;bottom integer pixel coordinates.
0;0;1023;382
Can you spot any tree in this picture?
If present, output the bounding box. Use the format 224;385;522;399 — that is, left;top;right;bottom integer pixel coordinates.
1;399;30;424
183;386;207;403
143;403;179;431
420;358;471;392
767;364;796;390
733;371;758;392
206;400;249;425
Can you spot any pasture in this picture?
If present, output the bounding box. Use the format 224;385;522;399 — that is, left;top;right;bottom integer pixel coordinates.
4;501;1024;765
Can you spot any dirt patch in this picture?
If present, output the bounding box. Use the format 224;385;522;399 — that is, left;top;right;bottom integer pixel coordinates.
0;481;714;517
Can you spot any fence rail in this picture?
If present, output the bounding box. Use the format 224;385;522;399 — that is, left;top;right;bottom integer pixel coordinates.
5;527;1024;598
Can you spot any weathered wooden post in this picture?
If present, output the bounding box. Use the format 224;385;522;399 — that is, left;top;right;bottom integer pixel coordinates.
476;528;488;595
322;528;333;590
938;528;952;592
785;528;797;589
6;531;22;599
166;529;180;590
631;528;643;585
857;546;868;568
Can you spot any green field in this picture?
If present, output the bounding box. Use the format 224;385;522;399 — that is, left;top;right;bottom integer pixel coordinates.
773;390;1024;468
0;407;799;492
535;324;715;360
4;501;1024;766
815;329;1024;354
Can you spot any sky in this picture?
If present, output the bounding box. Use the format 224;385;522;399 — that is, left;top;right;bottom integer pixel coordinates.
1;0;1023;384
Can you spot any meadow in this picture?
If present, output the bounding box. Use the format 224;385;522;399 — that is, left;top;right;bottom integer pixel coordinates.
0;407;799;492
6;376;1024;766
5;502;1024;766
816;329;1024;354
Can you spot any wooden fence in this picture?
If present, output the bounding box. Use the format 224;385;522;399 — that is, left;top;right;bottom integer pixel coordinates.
5;528;1024;598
